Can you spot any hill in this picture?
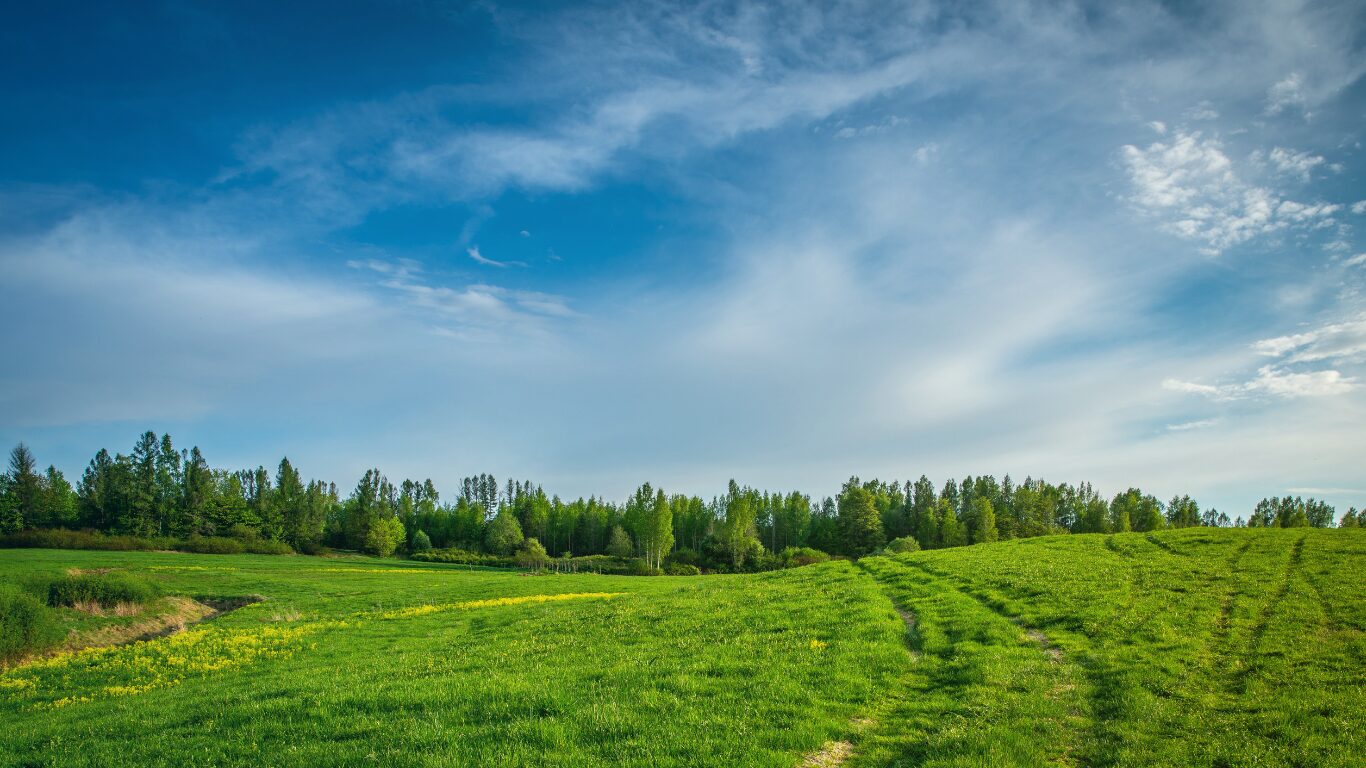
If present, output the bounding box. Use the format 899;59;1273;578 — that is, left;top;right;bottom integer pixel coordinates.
1;528;1361;766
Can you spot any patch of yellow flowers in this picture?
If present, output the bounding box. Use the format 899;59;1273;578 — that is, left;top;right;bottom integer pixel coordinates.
1;590;629;711
3;621;346;710
378;592;624;619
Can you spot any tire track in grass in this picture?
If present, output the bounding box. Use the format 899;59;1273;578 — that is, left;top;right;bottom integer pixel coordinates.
865;558;1092;766
1234;534;1306;695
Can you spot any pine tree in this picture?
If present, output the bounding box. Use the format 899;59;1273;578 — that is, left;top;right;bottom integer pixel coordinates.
4;443;41;532
604;524;631;558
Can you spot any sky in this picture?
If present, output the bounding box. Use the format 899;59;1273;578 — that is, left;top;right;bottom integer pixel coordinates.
2;0;1365;517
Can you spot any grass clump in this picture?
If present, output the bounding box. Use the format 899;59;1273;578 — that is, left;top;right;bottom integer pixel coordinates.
0;585;62;663
44;572;160;610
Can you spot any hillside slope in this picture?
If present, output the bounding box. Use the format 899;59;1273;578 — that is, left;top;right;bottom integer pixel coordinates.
1;529;1362;767
856;528;1364;767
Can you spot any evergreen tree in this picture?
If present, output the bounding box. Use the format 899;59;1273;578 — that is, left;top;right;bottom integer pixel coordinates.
606;525;634;558
4;443;41;532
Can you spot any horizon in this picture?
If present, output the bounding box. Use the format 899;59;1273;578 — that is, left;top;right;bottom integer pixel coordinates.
3;1;1365;518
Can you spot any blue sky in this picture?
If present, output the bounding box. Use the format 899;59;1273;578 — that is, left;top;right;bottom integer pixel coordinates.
3;0;1365;516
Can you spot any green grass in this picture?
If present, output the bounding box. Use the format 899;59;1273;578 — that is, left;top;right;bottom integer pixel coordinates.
854;528;1365;767
0;528;1361;766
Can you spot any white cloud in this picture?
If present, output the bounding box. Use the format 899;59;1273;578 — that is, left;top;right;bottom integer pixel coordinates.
1266;73;1307;116
466;245;526;269
1184;101;1219;121
1267;147;1325;181
1148;120;1167;135
1344;253;1366;267
1351;201;1366;215
1253;317;1366;363
1166;419;1216;431
1120;131;1341;253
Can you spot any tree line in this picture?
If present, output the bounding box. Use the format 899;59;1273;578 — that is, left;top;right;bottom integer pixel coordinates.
0;433;1359;569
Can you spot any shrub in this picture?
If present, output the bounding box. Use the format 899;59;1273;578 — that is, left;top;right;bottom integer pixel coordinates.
243;538;294;555
46;572;159;608
664;563;701;576
778;547;831;568
0;584;62;662
667;548;701;567
0;528;175;552
516;538;551;570
411;530;433;553
297;540;330;556
885;536;921;554
180;535;246;555
410;549;516;568
627;558;661;576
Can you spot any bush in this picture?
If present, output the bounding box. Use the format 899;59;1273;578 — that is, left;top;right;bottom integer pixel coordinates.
778;546;831;568
516;538;551;570
243;538;294;555
297;540;330;556
885;536;921;554
45;572;159;608
411;530;433;553
627;558;661;576
179;535;246;555
0;584;62;662
410;548;516;567
664;563;701;576
0;528;175;552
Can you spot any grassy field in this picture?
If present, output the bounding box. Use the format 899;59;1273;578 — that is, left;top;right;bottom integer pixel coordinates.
1;528;1362;767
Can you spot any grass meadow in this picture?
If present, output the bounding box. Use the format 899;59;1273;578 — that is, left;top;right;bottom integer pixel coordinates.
2;528;1362;767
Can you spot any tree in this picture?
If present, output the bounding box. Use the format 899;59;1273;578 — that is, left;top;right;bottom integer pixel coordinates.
1339;508;1359;528
4;443;41;532
971;498;999;544
485;511;524;556
837;481;885;556
606;525;634;558
127;432;159;536
364;515;405;557
41;467;77;529
179;447;213;536
938;498;967;548
638;490;675;570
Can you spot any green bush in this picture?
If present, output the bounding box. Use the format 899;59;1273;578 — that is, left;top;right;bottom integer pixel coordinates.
243;538;294;555
0;528;176;552
411;530;432;552
664;563;701;576
180;535;246;555
45;572;159;608
778;547;831;568
0;584;62;662
885;536;921;554
410;548;516;567
516;538;551;570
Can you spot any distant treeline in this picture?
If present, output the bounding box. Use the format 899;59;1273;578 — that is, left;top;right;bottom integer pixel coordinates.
0;433;1359;570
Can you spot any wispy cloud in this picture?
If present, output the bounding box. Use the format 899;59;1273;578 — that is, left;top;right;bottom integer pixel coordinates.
466;245;526;269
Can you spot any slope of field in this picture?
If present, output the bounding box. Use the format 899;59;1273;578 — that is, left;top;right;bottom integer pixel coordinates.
0;550;905;767
855;527;1365;767
2;528;1362;767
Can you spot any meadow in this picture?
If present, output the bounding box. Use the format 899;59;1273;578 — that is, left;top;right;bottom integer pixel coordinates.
1;528;1361;767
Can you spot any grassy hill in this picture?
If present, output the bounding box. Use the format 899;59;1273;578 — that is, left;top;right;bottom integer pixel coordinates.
1;528;1361;767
